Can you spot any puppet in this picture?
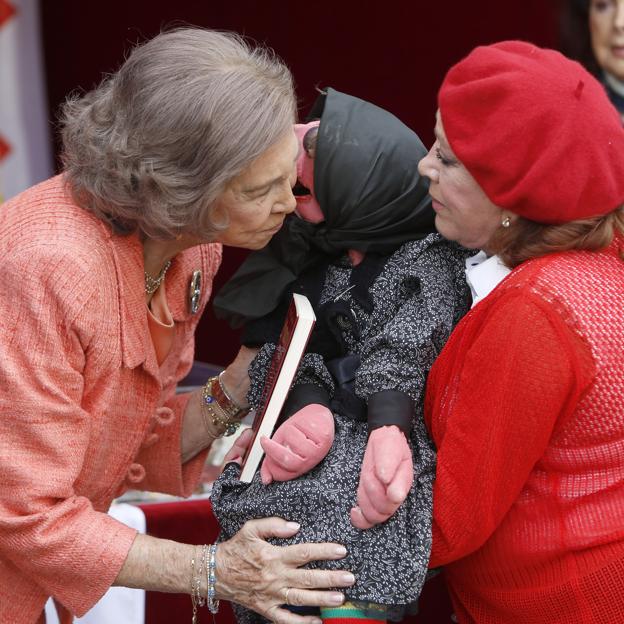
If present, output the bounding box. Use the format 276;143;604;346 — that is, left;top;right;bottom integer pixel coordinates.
211;88;470;624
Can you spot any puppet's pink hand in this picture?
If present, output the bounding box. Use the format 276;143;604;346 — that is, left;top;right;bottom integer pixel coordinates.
350;425;413;529
259;404;334;484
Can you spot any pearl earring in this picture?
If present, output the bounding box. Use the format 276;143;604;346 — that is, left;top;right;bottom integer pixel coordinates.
501;216;511;228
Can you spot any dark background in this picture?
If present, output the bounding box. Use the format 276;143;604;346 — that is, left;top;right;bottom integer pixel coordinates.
40;0;562;366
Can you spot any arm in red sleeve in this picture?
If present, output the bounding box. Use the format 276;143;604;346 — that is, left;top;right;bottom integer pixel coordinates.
428;291;593;567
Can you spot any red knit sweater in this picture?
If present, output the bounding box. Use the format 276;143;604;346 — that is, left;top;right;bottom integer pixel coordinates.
425;235;624;623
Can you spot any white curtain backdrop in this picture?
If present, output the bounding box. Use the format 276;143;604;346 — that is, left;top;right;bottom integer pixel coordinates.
0;0;53;201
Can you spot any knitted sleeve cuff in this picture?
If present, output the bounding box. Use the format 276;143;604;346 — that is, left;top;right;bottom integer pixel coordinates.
367;390;413;436
281;383;332;420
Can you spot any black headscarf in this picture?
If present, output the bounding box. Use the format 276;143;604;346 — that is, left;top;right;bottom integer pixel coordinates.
213;87;435;328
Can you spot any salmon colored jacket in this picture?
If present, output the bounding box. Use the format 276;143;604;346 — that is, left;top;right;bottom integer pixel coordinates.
0;176;222;622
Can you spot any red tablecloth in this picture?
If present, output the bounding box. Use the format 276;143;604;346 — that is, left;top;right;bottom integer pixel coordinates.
138;499;454;624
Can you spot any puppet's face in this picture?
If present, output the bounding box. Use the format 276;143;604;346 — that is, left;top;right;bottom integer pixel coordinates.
293;121;324;223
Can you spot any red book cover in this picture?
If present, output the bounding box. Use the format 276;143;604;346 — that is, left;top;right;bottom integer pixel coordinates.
239;294;315;483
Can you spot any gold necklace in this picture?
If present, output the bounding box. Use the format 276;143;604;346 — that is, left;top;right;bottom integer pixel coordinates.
144;259;171;295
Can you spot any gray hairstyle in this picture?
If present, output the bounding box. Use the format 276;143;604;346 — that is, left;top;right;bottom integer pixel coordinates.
60;28;297;240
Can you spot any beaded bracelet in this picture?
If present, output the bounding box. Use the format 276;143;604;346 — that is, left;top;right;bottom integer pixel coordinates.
207;543;219;614
214;372;250;420
190;543;219;621
201;377;241;437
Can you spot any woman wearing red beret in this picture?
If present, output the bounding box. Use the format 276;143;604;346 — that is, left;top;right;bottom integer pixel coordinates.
413;41;624;623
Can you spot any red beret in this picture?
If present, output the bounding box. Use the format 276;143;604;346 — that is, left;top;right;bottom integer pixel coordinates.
438;41;624;224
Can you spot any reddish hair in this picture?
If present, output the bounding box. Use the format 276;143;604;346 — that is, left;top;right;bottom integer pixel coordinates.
488;207;624;268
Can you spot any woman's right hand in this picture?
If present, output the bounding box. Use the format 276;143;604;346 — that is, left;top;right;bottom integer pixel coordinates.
216;517;354;624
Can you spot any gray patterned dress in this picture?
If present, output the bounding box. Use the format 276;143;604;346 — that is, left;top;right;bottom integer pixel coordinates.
211;234;470;623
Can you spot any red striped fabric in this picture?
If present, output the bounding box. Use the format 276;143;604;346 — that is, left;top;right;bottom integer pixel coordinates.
0;0;16;167
323;618;383;624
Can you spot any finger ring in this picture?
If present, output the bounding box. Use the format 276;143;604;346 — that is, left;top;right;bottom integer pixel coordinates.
283;587;292;605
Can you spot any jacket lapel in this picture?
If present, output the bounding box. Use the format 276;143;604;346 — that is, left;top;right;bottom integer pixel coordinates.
107;227;212;372
107;229;156;372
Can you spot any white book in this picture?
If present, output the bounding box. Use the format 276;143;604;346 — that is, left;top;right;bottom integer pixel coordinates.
239;293;316;483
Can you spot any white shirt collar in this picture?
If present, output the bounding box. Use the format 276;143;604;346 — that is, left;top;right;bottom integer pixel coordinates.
605;71;624;98
465;251;511;308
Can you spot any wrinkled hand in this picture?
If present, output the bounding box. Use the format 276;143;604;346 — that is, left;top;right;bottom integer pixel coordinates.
350;425;413;530
260;404;334;485
216;517;354;624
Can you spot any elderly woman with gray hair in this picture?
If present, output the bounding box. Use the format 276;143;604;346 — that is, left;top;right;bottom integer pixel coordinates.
0;28;353;624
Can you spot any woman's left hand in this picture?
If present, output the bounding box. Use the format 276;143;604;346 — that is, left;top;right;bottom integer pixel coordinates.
215;517;354;624
350;425;413;529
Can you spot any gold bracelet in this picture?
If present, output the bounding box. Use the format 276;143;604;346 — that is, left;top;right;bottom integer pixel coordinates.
201;378;241;437
190;544;209;624
211;373;249;420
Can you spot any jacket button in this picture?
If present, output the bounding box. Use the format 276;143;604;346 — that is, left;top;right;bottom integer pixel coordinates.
126;463;146;484
154;406;174;426
141;432;159;448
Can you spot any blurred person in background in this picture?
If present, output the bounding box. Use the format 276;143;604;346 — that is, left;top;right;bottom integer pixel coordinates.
561;0;624;119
